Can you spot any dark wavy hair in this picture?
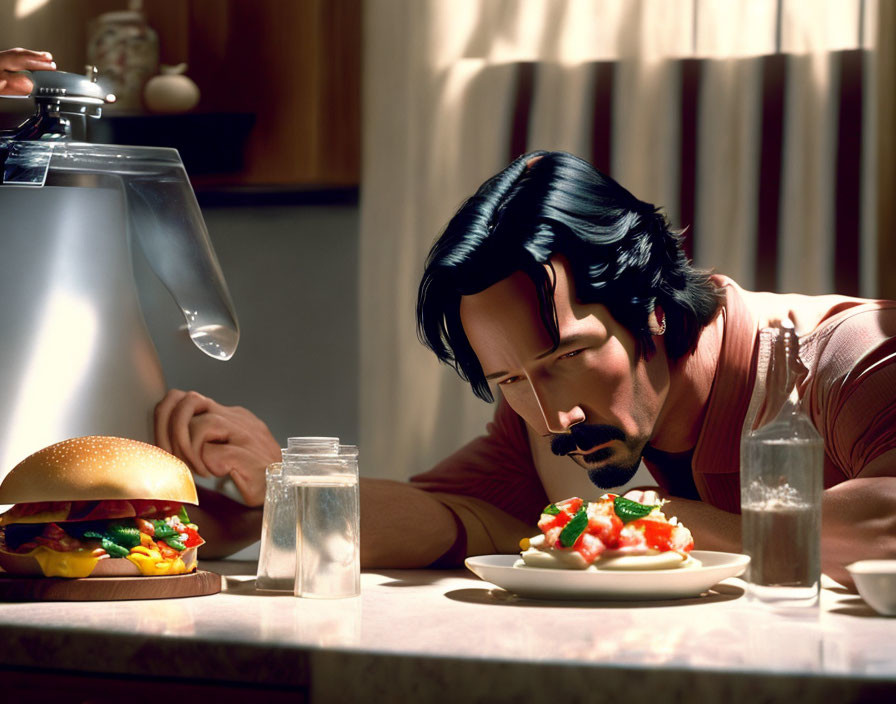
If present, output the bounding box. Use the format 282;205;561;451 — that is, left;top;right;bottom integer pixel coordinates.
416;151;723;402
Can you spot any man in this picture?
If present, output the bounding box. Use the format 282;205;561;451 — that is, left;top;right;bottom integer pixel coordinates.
156;152;895;587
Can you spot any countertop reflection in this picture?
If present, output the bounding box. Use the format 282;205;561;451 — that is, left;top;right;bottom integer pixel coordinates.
0;560;892;702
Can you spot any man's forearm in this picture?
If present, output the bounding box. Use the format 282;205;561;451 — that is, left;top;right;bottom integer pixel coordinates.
660;477;896;590
657;496;742;553
360;477;458;568
822;476;896;588
193;478;458;565
192;486;264;559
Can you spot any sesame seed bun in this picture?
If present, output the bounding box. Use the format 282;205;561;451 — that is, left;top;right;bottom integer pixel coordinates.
0;436;197;505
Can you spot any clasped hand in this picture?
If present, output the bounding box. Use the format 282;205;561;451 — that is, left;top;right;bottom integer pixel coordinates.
154;389;281;507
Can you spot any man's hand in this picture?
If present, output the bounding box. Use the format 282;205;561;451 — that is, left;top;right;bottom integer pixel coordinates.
154;389;281;507
0;48;55;95
622;488;664;506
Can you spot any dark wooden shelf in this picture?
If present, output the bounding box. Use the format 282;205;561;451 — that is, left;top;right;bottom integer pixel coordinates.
87;112;255;176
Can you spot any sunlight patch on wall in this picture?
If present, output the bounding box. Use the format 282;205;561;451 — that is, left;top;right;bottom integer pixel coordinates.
15;0;50;19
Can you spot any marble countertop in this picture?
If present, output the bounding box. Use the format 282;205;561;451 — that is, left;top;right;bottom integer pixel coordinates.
0;560;893;702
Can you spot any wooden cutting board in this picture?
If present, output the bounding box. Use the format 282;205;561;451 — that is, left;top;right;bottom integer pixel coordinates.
0;570;222;601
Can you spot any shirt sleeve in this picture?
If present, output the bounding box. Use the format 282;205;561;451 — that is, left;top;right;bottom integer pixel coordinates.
803;305;896;482
409;396;548;560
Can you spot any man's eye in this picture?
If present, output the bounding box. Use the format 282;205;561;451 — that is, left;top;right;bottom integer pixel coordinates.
497;376;522;386
558;349;584;360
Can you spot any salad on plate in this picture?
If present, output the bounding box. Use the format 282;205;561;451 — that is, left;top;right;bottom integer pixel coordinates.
516;494;700;571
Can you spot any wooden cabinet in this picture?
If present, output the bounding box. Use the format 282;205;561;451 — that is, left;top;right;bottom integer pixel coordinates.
159;0;360;187
1;0;360;187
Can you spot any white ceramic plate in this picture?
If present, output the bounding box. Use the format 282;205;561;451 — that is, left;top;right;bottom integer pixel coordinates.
465;550;750;601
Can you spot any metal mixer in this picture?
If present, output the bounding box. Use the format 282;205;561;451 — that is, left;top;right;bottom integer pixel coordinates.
0;68;239;474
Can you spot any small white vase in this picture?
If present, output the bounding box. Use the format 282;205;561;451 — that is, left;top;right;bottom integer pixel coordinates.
144;63;200;114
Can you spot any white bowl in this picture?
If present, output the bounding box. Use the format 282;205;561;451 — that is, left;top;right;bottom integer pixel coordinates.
845;560;896;616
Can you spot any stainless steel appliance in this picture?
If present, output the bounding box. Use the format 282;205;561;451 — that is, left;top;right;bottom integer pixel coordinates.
0;69;239;475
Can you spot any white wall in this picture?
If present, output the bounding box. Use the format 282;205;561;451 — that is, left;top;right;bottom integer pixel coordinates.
134;199;360;449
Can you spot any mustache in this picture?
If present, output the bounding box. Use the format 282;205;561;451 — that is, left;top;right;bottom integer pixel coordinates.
550;424;625;457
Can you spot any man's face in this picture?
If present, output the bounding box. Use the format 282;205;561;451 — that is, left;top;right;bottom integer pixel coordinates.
459;256;670;489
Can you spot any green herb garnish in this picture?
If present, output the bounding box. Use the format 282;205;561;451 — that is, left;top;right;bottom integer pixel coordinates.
542;503;561;516
100;538;130;558
152;519;178;541
178;505;191;523
164;537;186;551
558;506;589;547
613;495;655;523
82;523;140;557
105;522;141;549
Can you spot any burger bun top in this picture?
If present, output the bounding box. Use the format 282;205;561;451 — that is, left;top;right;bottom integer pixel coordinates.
0;436;198;505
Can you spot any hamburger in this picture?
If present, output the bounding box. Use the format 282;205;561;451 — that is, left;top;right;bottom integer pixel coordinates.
516;494;699;571
0;436;204;578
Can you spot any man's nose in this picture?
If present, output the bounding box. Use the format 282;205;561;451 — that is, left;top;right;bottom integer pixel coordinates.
530;380;585;434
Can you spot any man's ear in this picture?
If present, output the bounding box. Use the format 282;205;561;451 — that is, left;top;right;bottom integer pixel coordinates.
648;304;666;336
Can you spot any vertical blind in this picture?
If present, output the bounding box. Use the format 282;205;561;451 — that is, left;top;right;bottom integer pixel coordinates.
505;47;868;295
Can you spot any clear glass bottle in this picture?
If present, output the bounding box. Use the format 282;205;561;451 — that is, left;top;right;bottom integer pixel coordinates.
740;320;824;610
293;443;360;599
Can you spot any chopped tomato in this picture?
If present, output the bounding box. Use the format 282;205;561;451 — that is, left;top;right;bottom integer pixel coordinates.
156;540;180;560
574;532;606;563
180;526;203;548
135;517;155;536
538;496;585;532
543;526;563;546
556;497;583;514
537;511;569;533
631;517;674;551
668;524;695;553
586;504;623;547
617;524;648;550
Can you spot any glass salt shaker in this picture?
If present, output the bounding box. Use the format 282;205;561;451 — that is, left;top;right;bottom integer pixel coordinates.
256;461;292;591
255;438;340;591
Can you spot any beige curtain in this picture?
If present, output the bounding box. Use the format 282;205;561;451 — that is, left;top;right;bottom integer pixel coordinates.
360;0;878;481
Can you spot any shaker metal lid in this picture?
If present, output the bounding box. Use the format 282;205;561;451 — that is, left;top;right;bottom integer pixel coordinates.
29;69;115;106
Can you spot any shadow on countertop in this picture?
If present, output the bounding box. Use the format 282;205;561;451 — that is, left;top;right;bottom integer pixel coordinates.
443;582;746;609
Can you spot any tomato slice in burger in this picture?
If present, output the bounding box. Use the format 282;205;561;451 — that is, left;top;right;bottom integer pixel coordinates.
130;500;183;519
180;526;203;548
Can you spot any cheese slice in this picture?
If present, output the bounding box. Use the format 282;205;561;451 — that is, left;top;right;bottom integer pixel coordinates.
126;546;189;576
32;547;101;578
8;545;197;577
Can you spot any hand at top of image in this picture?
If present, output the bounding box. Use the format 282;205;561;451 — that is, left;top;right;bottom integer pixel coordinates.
0;48;56;96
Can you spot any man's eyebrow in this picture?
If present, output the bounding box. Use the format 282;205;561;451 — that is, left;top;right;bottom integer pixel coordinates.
483;335;592;380
534;334;591;360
